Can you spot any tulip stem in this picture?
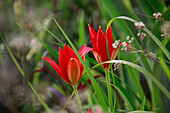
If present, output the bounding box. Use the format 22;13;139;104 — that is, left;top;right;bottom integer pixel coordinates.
110;66;116;113
73;86;83;113
105;70;113;112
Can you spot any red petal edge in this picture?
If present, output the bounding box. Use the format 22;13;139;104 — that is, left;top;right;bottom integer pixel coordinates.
42;57;71;84
88;24;97;49
79;45;92;61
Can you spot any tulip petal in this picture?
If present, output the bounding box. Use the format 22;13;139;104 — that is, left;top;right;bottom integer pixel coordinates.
110;48;119;60
88;24;97;49
42;57;62;76
106;26;114;54
42;57;72;84
68;45;79;60
78;45;92;61
97;26;108;62
59;46;70;69
59;47;72;84
106;26;113;44
67;58;81;86
63;44;77;59
78;45;92;77
92;50;102;63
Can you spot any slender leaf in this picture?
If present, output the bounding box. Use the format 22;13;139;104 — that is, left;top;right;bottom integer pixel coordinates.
78;11;86;47
140;97;146;110
53;83;66;95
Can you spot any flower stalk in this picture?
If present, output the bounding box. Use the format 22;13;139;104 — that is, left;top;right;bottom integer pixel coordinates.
110;66;116;113
73;86;83;113
105;70;113;112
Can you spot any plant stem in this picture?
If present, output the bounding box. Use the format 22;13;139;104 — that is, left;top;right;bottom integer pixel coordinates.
105;70;113;112
110;66;116;113
74;86;83;113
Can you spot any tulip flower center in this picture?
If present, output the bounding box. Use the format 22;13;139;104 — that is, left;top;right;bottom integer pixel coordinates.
67;58;80;86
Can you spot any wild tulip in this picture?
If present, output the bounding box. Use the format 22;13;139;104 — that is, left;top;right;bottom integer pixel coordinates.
43;44;92;86
88;25;133;70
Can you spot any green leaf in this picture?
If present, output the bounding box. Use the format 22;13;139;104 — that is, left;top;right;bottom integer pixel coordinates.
114;78;137;110
78;11;86;47
140;97;146;110
96;0;109;23
53;83;66;95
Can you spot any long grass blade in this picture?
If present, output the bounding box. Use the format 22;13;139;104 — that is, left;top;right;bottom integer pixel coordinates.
78;11;86;47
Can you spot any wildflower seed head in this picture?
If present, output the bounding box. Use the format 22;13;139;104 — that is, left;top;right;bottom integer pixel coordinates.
126;36;130;40
153;13;158;19
145;54;148;57
157;12;162;17
134;22;145;30
161;33;170;39
137;32;147;40
128;40;132;43
137;33;141;37
153;12;163;22
149;52;156;57
161;34;164;38
121;42;128;52
112;40;120;48
131;37;134;42
124;47;127;51
114;62;123;71
126;36;134;44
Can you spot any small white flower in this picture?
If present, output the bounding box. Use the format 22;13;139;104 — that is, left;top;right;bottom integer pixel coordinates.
112;40;120;48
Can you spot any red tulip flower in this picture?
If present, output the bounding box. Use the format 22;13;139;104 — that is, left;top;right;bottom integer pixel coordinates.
88;25;133;70
43;44;92;86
